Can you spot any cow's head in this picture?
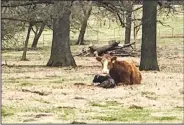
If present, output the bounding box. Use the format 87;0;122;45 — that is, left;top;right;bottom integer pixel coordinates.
96;54;117;74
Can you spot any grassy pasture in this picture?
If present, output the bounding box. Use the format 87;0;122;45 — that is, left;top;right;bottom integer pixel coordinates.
1;7;184;123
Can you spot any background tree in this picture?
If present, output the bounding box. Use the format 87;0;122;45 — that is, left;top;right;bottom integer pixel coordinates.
124;1;133;44
1;2;52;60
21;22;33;60
31;22;46;49
47;1;76;67
140;0;159;71
97;0;142;45
132;5;142;48
75;1;93;45
1;6;26;49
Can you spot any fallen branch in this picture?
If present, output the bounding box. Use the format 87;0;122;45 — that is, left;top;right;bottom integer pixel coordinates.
74;41;140;57
89;41;120;56
121;42;135;48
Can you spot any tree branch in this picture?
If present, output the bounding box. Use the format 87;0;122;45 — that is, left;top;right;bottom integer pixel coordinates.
157;20;172;28
2;17;44;23
1;1;53;7
133;6;143;12
116;12;125;27
31;26;37;34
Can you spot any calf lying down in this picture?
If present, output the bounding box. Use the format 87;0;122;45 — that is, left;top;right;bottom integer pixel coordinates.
92;74;116;88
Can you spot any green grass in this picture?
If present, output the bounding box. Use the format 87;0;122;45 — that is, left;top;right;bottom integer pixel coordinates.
88;99;183;122
52;79;65;83
90;107;183;123
174;106;184;111
2;104;76;123
21;106;53;113
91;108;150;122
90;101;121;108
20;82;34;87
33;98;50;104
153;116;178;121
2;102;182;123
2;105;16;117
92;116;118;121
105;101;121;106
2;104;75;116
23;118;37;123
56;107;76;120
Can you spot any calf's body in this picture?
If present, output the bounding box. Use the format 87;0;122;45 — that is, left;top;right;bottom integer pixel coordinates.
92;74;116;88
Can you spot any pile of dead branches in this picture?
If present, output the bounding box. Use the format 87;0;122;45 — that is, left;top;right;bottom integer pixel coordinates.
74;40;140;57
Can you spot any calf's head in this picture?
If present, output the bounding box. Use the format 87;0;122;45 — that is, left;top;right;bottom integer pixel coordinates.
96;54;117;74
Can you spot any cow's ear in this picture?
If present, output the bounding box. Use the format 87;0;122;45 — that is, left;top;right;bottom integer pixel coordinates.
96;56;102;62
111;56;117;63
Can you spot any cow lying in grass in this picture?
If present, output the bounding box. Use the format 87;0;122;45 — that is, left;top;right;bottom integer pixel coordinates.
96;54;142;85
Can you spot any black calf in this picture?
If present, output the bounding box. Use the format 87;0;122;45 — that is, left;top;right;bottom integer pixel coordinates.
92;74;116;88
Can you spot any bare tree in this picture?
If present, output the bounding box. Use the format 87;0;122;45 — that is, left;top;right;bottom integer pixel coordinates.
97;0;142;45
2;1;52;59
31;23;45;49
21;22;33;60
76;1;93;45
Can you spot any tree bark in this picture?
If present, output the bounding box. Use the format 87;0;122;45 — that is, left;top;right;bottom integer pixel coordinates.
47;1;76;67
124;4;133;44
76;4;92;45
31;23;45;49
21;23;33;61
140;0;159;71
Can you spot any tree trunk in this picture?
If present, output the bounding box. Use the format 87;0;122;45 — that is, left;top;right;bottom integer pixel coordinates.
47;1;76;67
21;23;33;61
31;23;45;49
76;4;92;45
140;0;159;71
124;4;133;44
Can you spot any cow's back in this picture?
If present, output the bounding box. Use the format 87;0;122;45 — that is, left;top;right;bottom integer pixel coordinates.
110;60;142;85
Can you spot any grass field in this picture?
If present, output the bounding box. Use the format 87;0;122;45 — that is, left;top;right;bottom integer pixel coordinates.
2;7;184;123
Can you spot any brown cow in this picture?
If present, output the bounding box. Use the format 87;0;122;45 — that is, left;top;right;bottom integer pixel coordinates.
96;54;142;85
